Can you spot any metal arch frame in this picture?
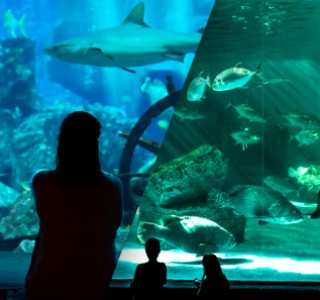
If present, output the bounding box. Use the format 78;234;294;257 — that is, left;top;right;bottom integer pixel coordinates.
118;89;181;225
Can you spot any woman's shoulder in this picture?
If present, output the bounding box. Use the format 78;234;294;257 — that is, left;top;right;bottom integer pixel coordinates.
101;172;123;187
32;169;55;183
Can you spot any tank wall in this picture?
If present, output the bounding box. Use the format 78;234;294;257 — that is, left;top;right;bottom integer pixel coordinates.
113;0;320;283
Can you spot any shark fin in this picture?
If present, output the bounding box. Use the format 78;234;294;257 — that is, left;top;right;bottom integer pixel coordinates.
91;48;136;73
164;52;185;62
91;47;114;60
123;2;148;27
120;66;136;73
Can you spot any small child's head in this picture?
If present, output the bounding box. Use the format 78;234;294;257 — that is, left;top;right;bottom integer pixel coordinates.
145;237;161;261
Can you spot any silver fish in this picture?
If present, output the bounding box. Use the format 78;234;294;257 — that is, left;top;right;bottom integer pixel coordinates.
289;129;320;147
211;62;264;91
279;111;320;130
230;128;260;151
174;107;206;121
187;71;210;101
225;102;266;123
228;185;303;224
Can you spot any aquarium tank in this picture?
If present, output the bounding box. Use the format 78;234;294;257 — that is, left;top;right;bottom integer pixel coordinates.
0;0;214;286
112;0;320;285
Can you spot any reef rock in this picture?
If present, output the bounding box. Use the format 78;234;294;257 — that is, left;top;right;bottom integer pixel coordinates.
142;144;228;212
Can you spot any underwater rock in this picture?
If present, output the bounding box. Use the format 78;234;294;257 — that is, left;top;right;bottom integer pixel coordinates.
144;144;228;210
8;102;148;191
0;190;39;240
137;215;236;256
0;181;19;208
0;38;39;114
138;144;228;220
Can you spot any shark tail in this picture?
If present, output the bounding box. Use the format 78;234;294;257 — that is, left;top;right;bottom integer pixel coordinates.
18;14;28;38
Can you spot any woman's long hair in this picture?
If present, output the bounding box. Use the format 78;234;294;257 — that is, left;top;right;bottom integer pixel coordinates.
55;111;102;187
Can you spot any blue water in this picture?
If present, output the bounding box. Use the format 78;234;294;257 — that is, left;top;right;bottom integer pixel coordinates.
0;0;215;260
0;0;215;174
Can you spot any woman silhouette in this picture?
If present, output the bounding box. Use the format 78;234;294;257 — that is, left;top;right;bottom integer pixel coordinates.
196;254;230;299
25;111;123;300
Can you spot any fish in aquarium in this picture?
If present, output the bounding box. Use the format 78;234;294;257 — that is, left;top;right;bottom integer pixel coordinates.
43;2;202;73
225;102;266;123
187;71;210;101
278;110;320;130
289;129;320;147
137;215;236;256
263;175;301;198
3;9;28;39
229;127;260;151
173;107;206;121
210;61;266;91
227;185;303;224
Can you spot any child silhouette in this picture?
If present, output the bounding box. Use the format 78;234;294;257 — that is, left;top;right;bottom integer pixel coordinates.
131;237;167;300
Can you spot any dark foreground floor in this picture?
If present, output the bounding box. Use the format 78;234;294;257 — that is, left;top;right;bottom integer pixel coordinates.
0;250;320;299
109;280;320;300
1;281;320;300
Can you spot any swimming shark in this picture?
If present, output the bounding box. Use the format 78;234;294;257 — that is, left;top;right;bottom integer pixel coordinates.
43;2;202;73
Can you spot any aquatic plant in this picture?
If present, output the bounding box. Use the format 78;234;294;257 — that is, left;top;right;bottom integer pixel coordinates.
296;164;320;192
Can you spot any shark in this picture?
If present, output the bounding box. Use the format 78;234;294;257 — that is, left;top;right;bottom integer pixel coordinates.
43;2;202;73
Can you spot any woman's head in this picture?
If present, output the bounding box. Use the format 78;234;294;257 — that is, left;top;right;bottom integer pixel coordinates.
202;254;222;275
56;111;102;185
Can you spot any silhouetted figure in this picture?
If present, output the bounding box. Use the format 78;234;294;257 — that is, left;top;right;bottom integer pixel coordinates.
311;190;320;218
25;111;123;300
131;237;167;300
195;254;230;299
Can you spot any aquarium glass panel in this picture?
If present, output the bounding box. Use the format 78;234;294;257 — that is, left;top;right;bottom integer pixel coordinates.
113;0;320;283
0;0;214;285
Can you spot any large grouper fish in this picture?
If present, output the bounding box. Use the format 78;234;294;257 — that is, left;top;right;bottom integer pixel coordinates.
227;185;303;224
137;215;236;256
